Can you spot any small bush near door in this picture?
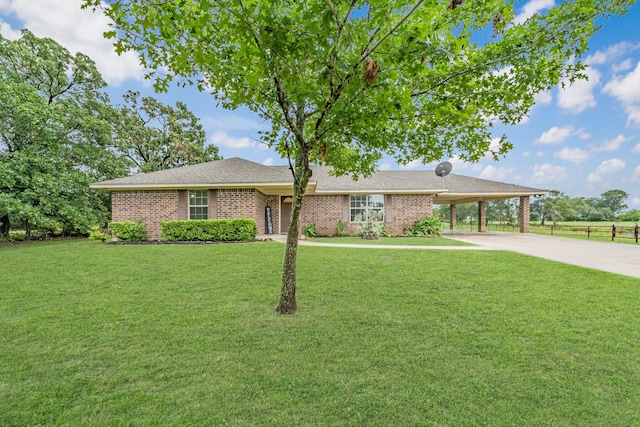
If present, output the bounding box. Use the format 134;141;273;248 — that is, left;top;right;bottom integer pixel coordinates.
160;219;257;242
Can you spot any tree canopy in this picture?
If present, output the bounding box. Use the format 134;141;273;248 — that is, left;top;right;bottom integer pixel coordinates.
82;0;635;313
0;29;222;239
115;91;221;173
0;29;124;237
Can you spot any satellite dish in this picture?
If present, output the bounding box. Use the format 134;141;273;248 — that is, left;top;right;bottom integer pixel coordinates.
434;161;452;177
434;161;452;188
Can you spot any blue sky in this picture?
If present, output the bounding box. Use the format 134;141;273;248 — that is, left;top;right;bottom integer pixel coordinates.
1;0;639;209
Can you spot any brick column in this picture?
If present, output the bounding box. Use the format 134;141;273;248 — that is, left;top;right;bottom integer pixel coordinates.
450;204;457;230
478;201;486;232
519;196;530;233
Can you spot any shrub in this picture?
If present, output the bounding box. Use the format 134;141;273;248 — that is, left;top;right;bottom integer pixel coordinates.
355;211;384;240
303;221;317;238
336;219;347;236
405;215;443;237
160;219;257;242
88;225;109;242
8;230;26;241
586;211;606;222
109;220;147;241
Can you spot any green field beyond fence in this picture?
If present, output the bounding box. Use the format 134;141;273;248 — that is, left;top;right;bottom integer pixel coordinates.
443;221;639;244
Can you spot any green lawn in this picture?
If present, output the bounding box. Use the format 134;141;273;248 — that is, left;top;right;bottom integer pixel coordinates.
2;239;639;425
310;236;474;246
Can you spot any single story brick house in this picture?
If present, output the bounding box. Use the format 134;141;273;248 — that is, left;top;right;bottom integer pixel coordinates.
91;157;547;239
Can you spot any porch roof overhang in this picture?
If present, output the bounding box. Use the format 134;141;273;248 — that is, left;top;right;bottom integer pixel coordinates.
433;191;546;204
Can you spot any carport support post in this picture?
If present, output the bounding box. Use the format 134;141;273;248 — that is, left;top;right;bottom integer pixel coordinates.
449;204;456;230
519;196;530;233
478;201;486;232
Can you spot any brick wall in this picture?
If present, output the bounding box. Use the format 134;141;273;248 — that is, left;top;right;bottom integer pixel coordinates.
112;190;179;239
216;188;267;234
299;193;434;236
384;194;433;235
301;195;344;236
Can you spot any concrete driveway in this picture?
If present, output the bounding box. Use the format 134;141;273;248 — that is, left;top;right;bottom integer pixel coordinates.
444;231;640;280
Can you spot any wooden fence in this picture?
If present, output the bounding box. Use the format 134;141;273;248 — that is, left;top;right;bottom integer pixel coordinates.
535;224;639;243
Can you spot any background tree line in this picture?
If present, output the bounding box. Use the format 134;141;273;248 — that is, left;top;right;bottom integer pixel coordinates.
0;30;221;239
435;189;640;227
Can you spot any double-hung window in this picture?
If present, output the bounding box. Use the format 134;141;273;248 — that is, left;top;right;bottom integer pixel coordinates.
189;190;208;219
350;194;384;222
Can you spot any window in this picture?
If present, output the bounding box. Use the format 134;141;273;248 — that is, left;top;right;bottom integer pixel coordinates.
189;190;208;219
350;194;384;222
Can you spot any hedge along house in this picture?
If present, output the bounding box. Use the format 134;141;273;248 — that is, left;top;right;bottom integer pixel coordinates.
91;157;548;240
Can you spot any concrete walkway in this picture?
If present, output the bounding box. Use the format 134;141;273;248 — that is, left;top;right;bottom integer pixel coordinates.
262;232;640;280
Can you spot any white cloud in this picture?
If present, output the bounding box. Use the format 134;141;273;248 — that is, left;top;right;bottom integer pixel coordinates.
557;67;600;113
535;125;586;144
528;164;569;185
632;197;640;208
479;165;515;181
585;42;640;65
603;61;640;126
400;159;422;170
591;134;629;152
262;157;274;166
210;131;267;150
612;59;633;74
595;158;625;174
632;143;640;154
535;91;552;105
536;151;545;157
632;165;640;182
587;173;602;183
0;19;22;39
554;147;590;163
514;0;555;25
378;163;392;171
603;61;640;103
0;0;143;86
587;159;626;187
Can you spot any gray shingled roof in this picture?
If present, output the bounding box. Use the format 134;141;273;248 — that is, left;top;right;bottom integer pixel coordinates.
91;157;547;200
91;157;292;188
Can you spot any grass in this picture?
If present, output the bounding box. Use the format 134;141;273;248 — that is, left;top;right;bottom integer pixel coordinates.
2;239;640;425
310;236;474;246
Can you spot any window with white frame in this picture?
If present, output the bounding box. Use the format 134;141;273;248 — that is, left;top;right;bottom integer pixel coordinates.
189;190;208;219
350;194;384;222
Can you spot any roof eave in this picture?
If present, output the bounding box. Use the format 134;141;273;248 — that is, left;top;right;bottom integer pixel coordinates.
90;182;299;191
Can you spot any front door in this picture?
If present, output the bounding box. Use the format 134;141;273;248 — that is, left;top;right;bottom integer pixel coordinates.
280;196;292;234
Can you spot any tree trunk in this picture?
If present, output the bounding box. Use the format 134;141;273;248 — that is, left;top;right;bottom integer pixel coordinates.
276;152;312;314
0;214;9;239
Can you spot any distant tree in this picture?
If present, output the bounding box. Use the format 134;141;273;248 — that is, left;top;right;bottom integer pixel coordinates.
536;190;575;226
115;91;221;173
598;189;628;218
0;30;126;238
84;0;635;313
618;209;640;222
487;199;517;225
569;197;591;221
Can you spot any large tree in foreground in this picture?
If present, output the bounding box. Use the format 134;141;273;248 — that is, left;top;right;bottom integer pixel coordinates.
83;0;634;313
0;30;125;238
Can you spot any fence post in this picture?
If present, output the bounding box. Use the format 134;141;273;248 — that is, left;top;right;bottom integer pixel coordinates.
612;224;616;242
551;225;554;236
635;224;638;243
587;226;590;240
